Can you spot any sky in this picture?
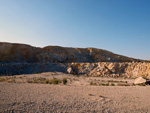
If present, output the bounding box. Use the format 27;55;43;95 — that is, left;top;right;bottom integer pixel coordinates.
0;0;150;60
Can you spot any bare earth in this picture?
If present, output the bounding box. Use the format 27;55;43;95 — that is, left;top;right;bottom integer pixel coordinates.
0;73;150;113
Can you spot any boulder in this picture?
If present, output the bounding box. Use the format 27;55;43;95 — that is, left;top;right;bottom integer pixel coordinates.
134;77;146;85
67;67;73;74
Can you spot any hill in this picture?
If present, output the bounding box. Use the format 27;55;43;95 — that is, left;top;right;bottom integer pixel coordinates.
0;42;145;63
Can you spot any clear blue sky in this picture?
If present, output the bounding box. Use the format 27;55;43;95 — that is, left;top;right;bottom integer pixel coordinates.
0;0;150;60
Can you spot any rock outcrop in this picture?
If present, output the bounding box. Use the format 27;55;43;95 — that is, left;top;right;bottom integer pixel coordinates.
0;42;150;78
134;77;146;85
0;42;146;63
0;62;150;78
67;67;74;74
70;62;150;78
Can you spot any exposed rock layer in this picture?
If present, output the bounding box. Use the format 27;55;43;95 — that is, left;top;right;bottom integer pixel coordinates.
0;62;150;78
0;42;150;78
0;42;145;63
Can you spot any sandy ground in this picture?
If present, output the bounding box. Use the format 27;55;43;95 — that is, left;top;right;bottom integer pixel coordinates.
0;73;150;113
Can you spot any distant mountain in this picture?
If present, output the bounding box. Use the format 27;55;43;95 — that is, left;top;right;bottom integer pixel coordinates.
0;42;146;63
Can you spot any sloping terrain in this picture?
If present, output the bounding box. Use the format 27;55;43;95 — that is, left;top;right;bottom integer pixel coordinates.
0;42;144;63
0;42;150;78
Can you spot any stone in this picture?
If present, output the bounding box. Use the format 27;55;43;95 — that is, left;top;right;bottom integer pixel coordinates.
134;77;146;85
67;67;73;74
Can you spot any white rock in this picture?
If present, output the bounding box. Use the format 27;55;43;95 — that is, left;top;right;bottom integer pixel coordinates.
67;67;73;74
134;77;146;85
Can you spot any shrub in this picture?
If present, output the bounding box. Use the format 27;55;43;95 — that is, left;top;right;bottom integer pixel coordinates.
44;79;50;84
101;83;109;86
99;95;103;97
117;83;130;86
90;82;93;85
110;83;115;86
19;77;22;79
52;78;59;84
101;83;105;86
0;77;6;82
138;83;146;86
63;78;67;85
88;93;93;96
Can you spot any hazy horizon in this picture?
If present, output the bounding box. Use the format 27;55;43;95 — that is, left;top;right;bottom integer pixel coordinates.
0;0;150;60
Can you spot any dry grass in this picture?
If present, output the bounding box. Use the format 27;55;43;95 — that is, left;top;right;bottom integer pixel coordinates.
0;77;6;82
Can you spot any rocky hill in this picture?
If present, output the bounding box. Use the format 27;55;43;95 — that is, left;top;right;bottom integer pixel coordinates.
0;42;145;63
1;42;150;78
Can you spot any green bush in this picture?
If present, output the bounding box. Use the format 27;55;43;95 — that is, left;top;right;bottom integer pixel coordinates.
90;82;93;85
63;78;67;85
101;83;109;86
110;83;115;86
52;79;59;84
44;79;50;84
101;83;106;86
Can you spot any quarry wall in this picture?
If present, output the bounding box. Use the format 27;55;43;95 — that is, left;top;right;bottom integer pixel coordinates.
0;62;150;78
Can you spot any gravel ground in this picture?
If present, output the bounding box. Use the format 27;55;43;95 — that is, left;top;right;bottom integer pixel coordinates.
1;82;150;113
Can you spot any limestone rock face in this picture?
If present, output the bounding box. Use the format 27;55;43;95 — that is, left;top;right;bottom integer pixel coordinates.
134;77;146;85
0;42;40;62
0;62;150;78
69;62;150;78
0;42;146;63
0;42;150;78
